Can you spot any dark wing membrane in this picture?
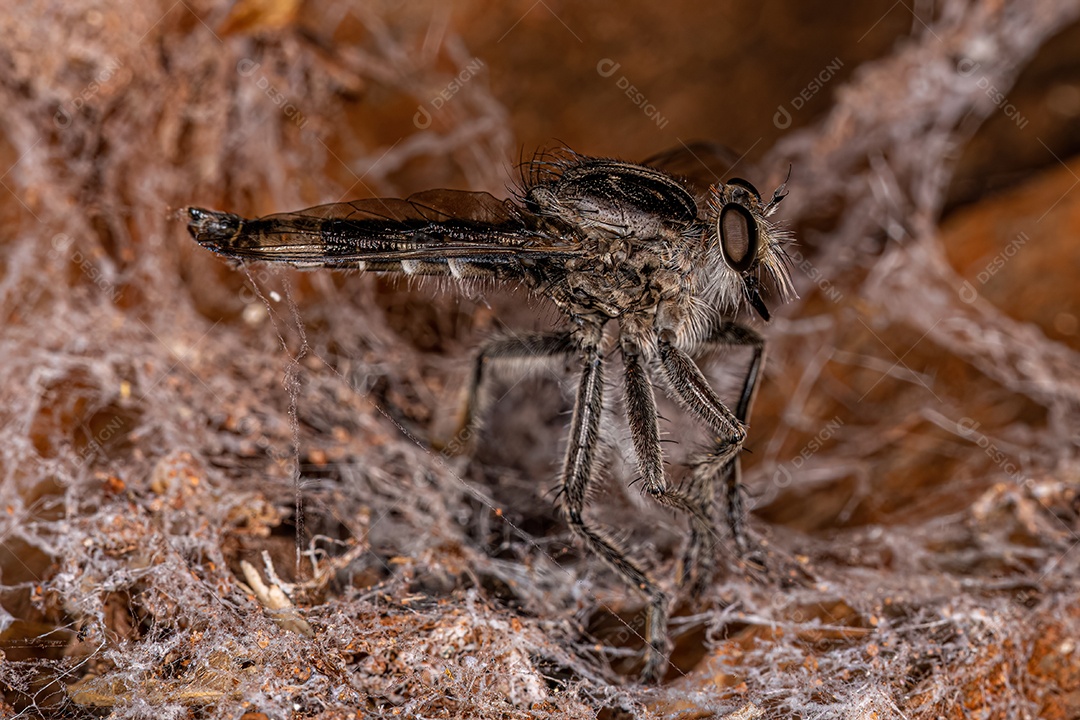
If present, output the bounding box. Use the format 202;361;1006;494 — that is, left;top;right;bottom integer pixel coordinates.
187;190;581;276
642;142;744;198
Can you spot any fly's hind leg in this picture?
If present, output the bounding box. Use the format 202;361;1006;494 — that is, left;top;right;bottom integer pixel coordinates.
678;322;765;596
434;330;575;455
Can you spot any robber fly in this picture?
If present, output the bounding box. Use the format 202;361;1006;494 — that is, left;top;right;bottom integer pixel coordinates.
187;144;794;682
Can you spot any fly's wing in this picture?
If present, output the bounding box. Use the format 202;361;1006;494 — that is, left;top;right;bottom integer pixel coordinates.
187;189;580;280
642;142;744;199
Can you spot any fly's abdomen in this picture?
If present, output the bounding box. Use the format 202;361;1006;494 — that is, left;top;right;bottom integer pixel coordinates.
188;208;414;262
185;206;552;280
187;207;245;254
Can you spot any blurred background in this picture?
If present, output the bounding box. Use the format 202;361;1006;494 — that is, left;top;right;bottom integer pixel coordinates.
1;0;1079;717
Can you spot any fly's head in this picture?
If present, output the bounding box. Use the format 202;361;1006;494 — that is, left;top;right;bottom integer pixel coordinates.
705;174;795;321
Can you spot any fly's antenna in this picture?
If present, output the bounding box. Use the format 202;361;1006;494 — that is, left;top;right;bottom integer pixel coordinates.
763;165;792;216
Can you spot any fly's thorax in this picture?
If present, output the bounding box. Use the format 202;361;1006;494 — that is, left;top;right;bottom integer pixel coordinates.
524;157;698;242
556;242;691;320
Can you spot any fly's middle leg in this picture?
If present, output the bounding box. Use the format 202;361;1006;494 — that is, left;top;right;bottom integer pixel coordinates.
621;337;715;589
561;342;671;683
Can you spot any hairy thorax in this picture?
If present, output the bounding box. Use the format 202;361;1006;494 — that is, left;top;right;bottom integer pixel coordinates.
556;233;698;327
524;157;704;326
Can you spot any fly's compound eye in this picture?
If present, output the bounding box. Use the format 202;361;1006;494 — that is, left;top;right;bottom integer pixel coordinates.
718;203;759;273
725;177;761;203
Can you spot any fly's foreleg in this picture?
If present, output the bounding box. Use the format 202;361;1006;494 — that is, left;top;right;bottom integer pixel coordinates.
656;330;749;598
